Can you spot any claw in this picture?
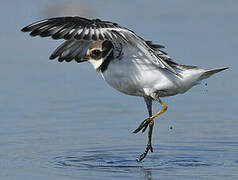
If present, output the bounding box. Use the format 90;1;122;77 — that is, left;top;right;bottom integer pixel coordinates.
135;97;167;161
141;121;149;133
137;144;153;162
133;118;150;133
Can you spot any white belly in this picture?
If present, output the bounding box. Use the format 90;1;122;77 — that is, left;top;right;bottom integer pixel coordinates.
101;59;181;97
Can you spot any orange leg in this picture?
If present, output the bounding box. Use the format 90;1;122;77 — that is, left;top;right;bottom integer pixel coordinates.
133;97;168;161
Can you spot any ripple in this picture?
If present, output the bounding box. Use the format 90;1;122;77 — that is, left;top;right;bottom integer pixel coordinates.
53;148;143;173
52;145;214;173
166;158;212;167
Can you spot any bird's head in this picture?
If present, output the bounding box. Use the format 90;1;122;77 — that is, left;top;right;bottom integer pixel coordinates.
86;40;113;71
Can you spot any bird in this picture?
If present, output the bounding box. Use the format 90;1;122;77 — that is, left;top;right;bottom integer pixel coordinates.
21;16;228;161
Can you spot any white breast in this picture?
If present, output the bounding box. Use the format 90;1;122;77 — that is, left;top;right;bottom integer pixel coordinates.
101;56;180;97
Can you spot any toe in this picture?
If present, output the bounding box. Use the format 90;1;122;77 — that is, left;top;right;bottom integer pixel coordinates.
133;118;150;133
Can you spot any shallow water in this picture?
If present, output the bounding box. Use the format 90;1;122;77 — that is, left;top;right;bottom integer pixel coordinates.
1;0;238;179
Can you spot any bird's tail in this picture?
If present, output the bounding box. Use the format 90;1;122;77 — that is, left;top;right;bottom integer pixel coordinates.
199;67;229;80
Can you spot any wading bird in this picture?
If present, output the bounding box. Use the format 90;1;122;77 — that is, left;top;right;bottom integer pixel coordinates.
21;16;228;161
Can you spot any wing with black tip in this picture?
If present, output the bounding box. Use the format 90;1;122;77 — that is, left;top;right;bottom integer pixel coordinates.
21;16;135;62
21;16;179;75
49;40;92;62
21;16;134;41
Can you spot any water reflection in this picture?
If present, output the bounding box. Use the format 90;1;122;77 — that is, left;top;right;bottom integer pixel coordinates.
1;0;237;179
52;144;219;179
54;155;154;180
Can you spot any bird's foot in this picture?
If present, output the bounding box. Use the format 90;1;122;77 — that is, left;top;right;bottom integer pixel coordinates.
133;118;151;133
137;144;153;162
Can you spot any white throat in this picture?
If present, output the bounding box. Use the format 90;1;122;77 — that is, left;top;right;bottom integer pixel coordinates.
88;59;103;70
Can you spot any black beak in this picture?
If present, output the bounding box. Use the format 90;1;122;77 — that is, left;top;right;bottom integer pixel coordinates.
75;57;89;63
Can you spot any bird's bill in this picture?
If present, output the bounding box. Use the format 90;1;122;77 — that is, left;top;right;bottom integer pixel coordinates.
75;57;89;63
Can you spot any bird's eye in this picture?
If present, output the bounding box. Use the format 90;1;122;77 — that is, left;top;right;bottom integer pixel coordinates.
90;49;102;60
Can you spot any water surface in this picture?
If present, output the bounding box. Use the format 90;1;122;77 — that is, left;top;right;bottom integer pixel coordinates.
1;1;238;179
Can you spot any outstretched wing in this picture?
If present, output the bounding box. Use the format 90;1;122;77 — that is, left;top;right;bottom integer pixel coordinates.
21;16;136;62
21;16;179;75
21;16;134;41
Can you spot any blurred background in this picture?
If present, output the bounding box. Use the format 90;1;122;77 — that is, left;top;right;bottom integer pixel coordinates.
1;0;237;179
